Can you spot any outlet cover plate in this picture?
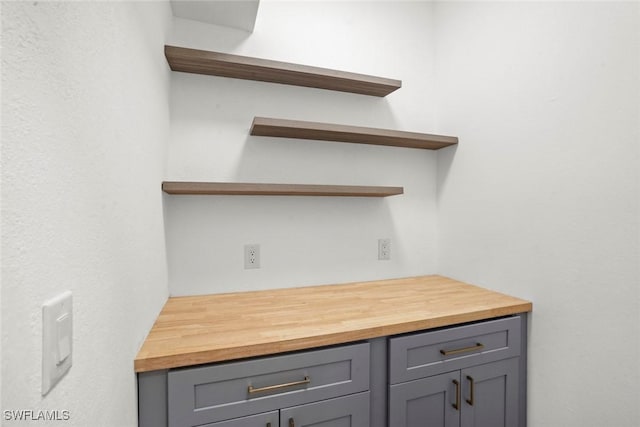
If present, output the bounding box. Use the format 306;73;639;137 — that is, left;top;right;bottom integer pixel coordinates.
244;244;260;269
42;291;73;395
378;238;391;260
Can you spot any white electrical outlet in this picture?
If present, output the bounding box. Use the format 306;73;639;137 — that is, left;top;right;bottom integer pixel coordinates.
378;238;391;260
244;244;260;269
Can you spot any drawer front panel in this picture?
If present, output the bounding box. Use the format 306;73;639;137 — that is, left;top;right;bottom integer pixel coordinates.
168;343;370;427
389;316;521;384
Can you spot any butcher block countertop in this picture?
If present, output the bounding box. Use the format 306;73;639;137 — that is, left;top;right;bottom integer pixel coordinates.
134;275;532;372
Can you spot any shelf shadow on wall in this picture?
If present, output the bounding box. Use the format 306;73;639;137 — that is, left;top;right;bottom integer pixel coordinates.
435;143;458;204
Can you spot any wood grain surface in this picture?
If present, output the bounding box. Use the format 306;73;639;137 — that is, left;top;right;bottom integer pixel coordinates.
165;45;402;97
135;276;531;372
161;182;404;197
251;117;459;150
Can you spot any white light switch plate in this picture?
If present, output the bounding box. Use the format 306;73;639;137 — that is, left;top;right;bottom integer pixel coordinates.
42;291;72;395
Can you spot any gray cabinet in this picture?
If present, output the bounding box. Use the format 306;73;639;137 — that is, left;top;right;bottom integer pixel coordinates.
388;316;524;427
389;358;519;427
137;315;527;427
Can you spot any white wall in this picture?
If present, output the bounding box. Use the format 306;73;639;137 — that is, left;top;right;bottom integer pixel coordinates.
4;2;637;427
166;1;441;295
1;2;171;426
434;2;640;426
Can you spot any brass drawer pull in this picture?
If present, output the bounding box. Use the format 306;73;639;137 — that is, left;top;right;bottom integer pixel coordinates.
440;343;484;356
466;375;475;406
248;376;311;394
289;418;295;427
452;379;460;410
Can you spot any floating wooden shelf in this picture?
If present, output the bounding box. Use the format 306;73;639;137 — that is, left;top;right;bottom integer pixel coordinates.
250;117;459;150
165;45;401;97
162;182;404;197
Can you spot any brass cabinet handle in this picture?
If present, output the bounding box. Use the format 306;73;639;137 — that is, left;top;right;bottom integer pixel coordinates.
452;379;460;410
248;376;311;394
466;375;475;406
289;418;295;427
266;424;271;427
440;343;484;356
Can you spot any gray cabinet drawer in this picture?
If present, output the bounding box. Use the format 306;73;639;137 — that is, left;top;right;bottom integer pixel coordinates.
389;316;521;384
168;343;370;427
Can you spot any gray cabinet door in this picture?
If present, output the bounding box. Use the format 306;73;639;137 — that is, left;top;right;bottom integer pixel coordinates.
280;391;370;427
200;411;279;427
460;358;519;427
389;371;460;427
